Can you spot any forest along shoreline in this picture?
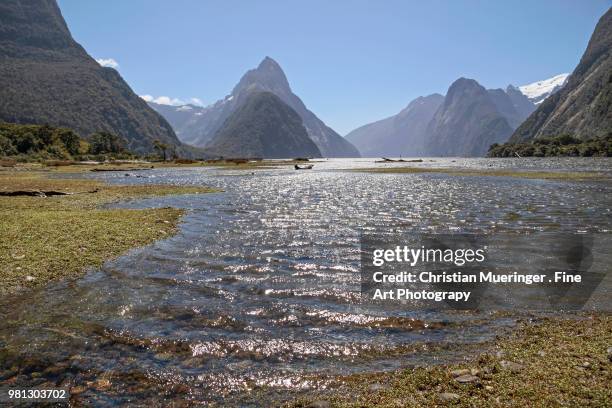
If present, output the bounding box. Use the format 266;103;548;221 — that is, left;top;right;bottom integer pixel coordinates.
0;162;219;295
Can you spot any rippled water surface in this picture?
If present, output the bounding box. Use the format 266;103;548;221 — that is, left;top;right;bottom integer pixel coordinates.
1;158;611;405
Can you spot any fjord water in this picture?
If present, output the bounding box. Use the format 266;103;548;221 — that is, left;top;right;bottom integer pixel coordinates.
1;158;610;405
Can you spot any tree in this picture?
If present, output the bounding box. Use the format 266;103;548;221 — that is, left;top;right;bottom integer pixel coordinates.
153;139;170;161
88;132;127;155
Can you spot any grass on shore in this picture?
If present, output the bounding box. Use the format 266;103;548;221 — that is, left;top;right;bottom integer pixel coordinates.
0;170;217;293
291;315;612;407
352;166;608;181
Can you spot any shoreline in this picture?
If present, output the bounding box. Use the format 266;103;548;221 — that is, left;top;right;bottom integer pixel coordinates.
0;165;218;295
290;314;611;407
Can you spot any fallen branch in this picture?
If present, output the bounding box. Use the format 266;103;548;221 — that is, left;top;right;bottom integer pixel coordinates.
90;166;153;172
0;188;99;197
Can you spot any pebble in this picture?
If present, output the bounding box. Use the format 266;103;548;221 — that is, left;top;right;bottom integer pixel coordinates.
485;385;494;391
182;357;205;368
307;401;331;408
450;369;470;377
154;353;173;361
454;374;479;383
368;383;386;392
94;378;111;391
70;385;87;395
25;275;35;282
438;392;460;401
500;360;524;373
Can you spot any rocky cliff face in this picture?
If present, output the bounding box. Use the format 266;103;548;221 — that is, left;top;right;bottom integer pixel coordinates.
205;92;322;159
165;57;360;157
487;88;535;129
425;78;513;157
345;94;443;157
0;0;183;154
511;8;612;142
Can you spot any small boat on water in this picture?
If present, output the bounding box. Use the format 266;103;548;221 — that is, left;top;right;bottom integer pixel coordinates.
294;164;314;170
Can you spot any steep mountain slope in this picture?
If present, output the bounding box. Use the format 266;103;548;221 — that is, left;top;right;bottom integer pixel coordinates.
512;8;612;142
0;0;182;154
487;88;535;129
170;57;360;157
505;85;538;120
205;92;322;159
345;94;443;157
518;73;569;105
425;78;513;156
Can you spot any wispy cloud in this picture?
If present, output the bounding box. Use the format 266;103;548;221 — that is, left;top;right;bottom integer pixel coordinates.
189;97;204;106
95;58;119;69
140;95;205;107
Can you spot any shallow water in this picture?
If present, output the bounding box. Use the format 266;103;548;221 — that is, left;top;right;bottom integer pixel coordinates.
1;158;611;405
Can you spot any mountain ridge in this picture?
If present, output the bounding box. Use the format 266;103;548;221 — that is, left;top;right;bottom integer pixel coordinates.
511;8;612;142
150;57;360;157
424;78;514;156
0;0;185;154
205;91;322;159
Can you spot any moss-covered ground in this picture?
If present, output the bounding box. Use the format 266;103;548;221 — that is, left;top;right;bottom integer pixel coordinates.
0;168;217;293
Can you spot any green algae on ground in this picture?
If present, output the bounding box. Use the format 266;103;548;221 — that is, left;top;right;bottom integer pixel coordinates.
352;166;608;181
0;171;218;293
290;315;612;407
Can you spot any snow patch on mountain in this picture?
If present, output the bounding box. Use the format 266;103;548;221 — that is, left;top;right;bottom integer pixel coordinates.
518;73;569;104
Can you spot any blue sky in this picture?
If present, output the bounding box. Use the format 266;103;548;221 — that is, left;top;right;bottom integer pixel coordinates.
57;0;610;135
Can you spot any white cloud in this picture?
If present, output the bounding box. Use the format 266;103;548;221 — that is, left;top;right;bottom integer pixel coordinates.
139;94;205;107
96;58;119;69
189;97;204;106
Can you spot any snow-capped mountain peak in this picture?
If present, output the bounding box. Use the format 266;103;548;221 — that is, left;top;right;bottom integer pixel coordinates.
518;73;569;104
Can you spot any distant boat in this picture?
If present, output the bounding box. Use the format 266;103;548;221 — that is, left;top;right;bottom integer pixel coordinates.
294;164;314;170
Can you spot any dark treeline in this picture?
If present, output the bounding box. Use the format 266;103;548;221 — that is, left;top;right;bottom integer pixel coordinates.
0;122;173;162
488;134;612;158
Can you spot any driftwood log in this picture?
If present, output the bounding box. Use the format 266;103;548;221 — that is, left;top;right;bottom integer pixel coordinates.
0;188;99;197
90;166;153;172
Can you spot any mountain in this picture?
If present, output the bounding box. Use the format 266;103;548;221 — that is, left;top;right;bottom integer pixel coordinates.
147;102;209;143
161;57;360;157
511;8;612;142
0;0;183;154
205;92;322;159
346;79;533;158
345;94;443;157
487;88;535;129
517;73;569;105
505;85;538;120
425;78;514;156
